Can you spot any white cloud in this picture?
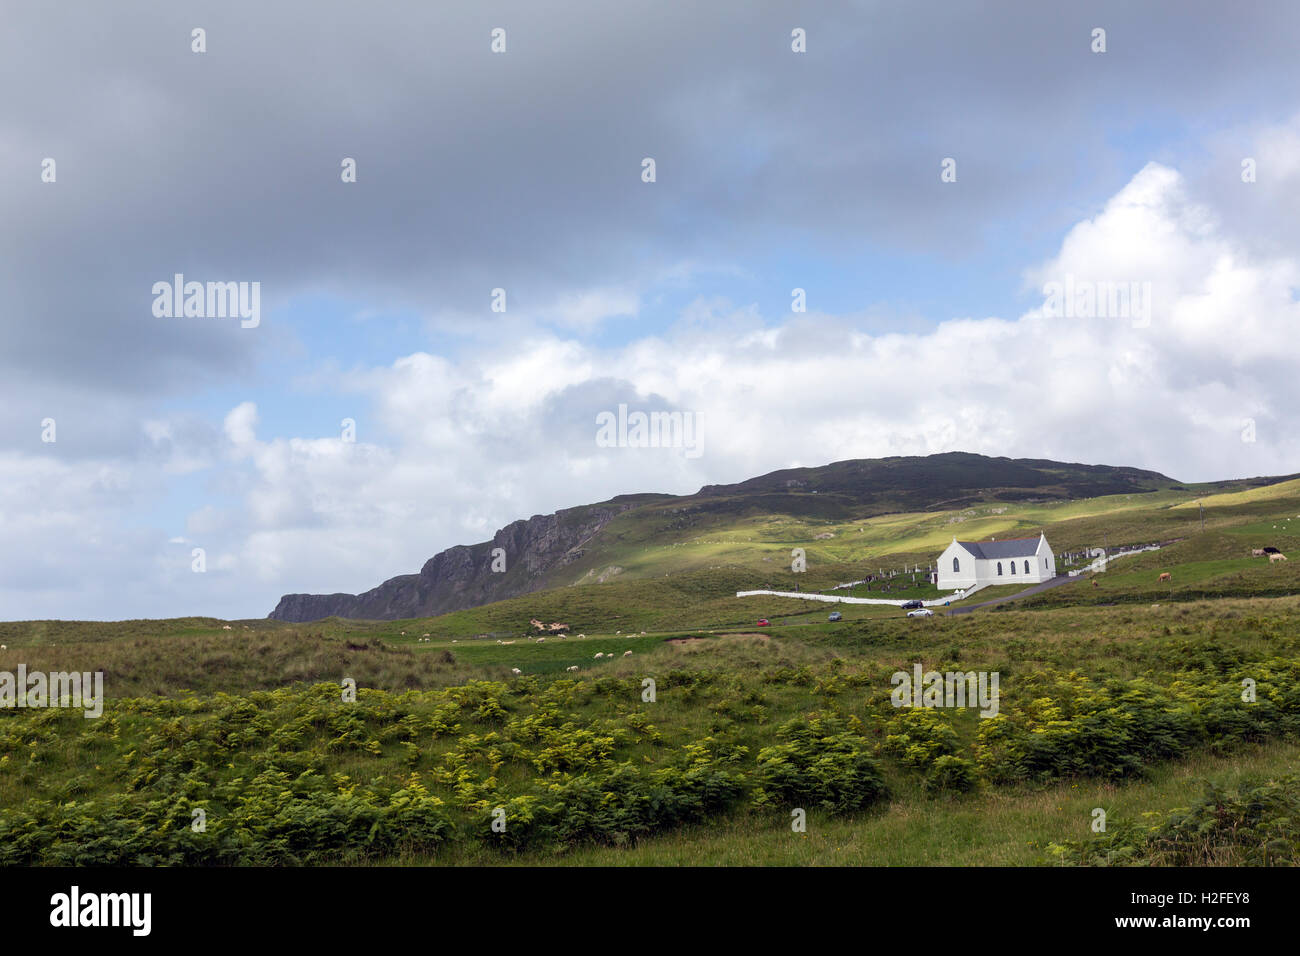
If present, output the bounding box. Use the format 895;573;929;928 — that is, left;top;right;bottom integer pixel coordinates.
6;144;1300;620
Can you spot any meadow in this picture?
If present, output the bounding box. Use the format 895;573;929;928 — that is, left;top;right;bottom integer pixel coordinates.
3;480;1300;866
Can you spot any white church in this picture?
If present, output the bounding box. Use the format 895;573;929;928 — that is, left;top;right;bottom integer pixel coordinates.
936;533;1057;591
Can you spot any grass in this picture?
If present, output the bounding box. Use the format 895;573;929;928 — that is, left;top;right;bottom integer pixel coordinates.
7;478;1300;866
428;739;1300;866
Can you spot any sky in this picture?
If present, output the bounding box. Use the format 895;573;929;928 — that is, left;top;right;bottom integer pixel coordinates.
4;0;1300;621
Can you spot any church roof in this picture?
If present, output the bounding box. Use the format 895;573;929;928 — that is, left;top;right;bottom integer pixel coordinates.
955;534;1043;560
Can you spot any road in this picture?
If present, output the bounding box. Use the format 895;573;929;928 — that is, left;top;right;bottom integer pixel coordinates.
945;574;1080;615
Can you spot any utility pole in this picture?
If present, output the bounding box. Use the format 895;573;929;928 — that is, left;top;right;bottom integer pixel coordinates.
1199;501;1205;533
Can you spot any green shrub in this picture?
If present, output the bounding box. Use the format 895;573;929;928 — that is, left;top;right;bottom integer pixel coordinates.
923;755;978;794
753;715;889;813
1048;774;1300;866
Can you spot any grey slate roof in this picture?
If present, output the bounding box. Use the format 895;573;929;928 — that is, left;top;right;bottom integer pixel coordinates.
956;536;1042;560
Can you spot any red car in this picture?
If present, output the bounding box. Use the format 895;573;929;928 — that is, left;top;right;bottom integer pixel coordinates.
757;619;770;626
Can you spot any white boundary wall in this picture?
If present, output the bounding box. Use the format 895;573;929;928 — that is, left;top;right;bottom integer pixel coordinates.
735;581;989;608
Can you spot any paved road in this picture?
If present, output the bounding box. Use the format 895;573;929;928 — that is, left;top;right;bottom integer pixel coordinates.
945;574;1080;615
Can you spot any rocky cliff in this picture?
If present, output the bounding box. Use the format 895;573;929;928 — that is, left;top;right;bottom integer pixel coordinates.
268;500;638;623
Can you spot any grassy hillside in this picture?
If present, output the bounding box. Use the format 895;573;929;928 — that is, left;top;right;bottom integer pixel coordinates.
5;461;1300;866
4;595;1300;865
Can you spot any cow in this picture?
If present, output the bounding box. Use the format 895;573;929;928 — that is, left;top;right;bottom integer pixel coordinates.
1158;572;1171;582
1270;552;1288;563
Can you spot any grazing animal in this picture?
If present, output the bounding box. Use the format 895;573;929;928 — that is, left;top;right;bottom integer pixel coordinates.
1158;572;1171;582
422;633;430;638
566;665;579;672
0;645;6;650
576;634;586;639
510;667;522;675
1252;549;1265;557
537;636;545;642
595;653;604;659
1271;552;1288;563
623;650;632;657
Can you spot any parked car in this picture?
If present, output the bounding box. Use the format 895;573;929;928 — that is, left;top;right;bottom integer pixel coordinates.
906;608;933;618
828;611;842;622
757;619;770;626
901;599;924;610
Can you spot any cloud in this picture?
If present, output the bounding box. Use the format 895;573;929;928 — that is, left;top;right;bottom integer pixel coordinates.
7;4;1300;619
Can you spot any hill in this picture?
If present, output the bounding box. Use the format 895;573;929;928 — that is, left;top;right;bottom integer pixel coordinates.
270;452;1191;622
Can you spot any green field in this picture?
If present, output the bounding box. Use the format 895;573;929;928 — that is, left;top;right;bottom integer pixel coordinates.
4;472;1300;866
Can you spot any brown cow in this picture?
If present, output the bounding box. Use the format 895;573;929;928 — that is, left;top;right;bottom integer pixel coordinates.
1270;552;1288;563
1158;572;1171;582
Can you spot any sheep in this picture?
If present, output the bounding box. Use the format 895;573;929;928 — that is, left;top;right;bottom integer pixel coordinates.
576;634;586;639
511;667;522;675
595;653;604;659
566;665;579;672
422;633;430;638
537;636;546;643
623;650;632;657
0;645;6;650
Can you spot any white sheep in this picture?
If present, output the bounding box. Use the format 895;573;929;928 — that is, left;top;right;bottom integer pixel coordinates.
537;636;545;643
595;652;604;659
511;667;522;675
422;633;430;638
577;634;586;639
566;665;579;672
623;650;632;657
222;625;232;631
0;645;6;650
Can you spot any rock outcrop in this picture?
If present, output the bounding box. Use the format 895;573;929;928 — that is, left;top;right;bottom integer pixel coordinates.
268;501;635;622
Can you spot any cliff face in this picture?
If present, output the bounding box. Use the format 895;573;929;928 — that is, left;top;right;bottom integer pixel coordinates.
267;502;634;623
